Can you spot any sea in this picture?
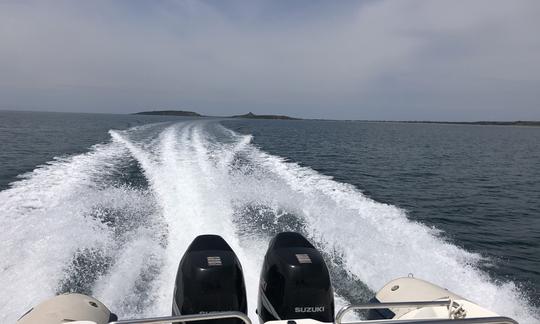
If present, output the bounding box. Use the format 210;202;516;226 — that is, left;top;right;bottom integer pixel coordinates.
0;110;539;323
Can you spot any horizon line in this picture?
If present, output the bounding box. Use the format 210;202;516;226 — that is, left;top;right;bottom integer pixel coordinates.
1;108;539;124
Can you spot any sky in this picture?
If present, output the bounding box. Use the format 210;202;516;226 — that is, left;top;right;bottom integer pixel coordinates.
0;0;539;121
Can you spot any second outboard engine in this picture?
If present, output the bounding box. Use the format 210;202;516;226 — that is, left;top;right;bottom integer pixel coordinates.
173;235;247;324
257;232;334;323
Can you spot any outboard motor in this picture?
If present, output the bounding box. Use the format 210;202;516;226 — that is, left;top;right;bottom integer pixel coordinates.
257;232;334;324
173;235;247;324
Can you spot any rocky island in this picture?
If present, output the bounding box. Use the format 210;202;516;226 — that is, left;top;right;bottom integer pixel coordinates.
229;112;300;120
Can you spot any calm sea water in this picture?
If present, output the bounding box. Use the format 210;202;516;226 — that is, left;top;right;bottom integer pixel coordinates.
223;119;540;298
0;111;185;189
0;110;539;322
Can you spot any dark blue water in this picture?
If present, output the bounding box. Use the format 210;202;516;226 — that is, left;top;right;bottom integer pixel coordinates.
1;111;539;322
225;119;540;299
0;111;189;190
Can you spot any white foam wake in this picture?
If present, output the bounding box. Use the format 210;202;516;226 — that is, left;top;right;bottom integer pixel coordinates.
0;141;128;321
0;120;537;323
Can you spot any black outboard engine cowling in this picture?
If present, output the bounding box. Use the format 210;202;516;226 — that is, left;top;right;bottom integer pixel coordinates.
257;232;334;323
173;235;247;324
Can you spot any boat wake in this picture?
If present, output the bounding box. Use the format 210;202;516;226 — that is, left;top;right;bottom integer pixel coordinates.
0;120;537;323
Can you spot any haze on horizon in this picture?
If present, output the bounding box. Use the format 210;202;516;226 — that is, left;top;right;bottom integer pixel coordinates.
0;0;539;121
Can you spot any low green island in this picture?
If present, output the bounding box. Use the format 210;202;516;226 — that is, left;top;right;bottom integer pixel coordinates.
134;110;203;117
133;110;300;120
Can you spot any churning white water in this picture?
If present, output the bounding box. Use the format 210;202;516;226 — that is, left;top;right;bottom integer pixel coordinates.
0;121;537;323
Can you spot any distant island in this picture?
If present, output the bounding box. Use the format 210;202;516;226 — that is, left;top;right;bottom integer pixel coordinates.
133;111;539;126
230;112;300;120
134;110;203;117
133;110;299;120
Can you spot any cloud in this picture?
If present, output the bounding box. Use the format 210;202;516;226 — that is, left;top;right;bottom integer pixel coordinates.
0;0;539;120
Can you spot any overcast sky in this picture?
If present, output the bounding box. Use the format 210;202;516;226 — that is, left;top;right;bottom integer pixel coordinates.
0;0;539;120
